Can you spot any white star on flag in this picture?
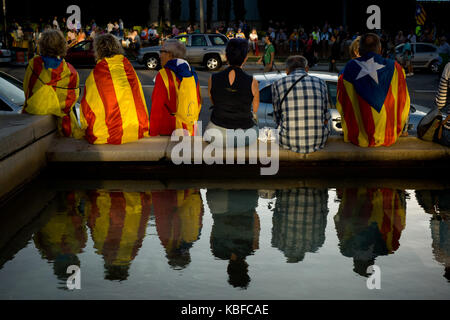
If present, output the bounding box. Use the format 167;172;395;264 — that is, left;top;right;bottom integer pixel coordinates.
354;57;385;84
176;58;191;71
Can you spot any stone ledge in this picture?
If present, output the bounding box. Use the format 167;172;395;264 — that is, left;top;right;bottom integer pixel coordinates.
47;136;170;162
0;132;56;199
47;135;450;163
0;114;56;160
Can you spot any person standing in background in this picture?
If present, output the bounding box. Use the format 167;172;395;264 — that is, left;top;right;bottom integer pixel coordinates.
249;28;259;56
52;16;59;30
258;35;275;72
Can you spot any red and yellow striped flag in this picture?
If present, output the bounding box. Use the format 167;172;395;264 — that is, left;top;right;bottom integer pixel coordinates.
416;4;427;26
80;54;149;144
336;53;410;147
336;188;406;255
86;191;152;274
23;56;80;137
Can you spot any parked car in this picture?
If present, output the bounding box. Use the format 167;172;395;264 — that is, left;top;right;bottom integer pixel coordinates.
0;71;25;113
65;40;95;66
254;71;427;136
395;42;440;73
0;71;82;126
0;42;12;64
137;33;228;71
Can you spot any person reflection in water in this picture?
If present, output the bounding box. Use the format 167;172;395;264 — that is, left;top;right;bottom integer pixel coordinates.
152;190;203;269
207;189;260;289
415;189;450;282
33;192;87;288
334;188;406;277
271;188;328;263
86;191;152;281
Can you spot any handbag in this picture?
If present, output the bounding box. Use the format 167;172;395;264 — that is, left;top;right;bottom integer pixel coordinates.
417;108;450;146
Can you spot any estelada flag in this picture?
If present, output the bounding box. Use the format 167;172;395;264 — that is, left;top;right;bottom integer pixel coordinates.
152;190;203;255
335;188;406;255
416;4;427;26
80;55;149;144
336;52;410;147
23;56;80;137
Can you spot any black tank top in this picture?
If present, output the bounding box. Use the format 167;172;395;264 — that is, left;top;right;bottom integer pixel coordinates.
210;66;254;129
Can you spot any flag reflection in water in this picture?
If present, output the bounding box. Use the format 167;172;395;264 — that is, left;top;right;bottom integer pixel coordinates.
334;188;406;277
152;190;203;269
271;188;328;263
207;189;260;289
415;189;450;282
86;191;152;281
33;192;87;287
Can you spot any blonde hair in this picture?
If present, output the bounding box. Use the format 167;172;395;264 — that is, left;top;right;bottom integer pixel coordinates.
38;29;67;57
93;33;124;61
349;36;361;59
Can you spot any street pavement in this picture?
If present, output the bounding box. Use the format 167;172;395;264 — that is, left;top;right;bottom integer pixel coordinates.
0;61;440;127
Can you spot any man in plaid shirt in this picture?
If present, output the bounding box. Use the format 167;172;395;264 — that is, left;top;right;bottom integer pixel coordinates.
272;56;331;153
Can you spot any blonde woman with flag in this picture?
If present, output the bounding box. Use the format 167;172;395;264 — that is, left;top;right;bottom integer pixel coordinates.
79;33;149;144
23;29;81;138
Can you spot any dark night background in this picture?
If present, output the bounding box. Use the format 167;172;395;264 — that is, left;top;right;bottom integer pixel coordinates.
0;0;448;33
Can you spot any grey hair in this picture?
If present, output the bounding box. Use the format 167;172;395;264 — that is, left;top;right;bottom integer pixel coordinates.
286;55;308;73
162;39;186;59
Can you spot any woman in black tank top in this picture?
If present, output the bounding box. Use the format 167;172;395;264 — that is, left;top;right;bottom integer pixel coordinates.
205;39;260;147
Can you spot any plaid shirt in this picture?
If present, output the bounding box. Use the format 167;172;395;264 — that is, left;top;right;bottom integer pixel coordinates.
272;69;331;154
271;188;328;263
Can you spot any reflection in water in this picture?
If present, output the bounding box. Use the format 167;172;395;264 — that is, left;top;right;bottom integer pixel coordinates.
334;188;406;277
271;188;328;263
86;191;152;281
153;190;203;269
207;190;260;289
33;192;87;287
415;190;450;282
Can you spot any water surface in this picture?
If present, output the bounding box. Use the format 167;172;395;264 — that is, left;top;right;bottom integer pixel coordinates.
0;180;449;299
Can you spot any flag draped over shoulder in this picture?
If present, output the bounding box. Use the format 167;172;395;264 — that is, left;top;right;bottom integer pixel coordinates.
23;56;80;137
80;55;149;144
86;191;152;280
152;190;203;256
335;188;406;256
150;59;201;137
336;52;410;147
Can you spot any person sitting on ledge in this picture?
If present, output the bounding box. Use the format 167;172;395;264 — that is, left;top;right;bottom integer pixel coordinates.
336;33;410;147
271;55;330;154
23;29;81;138
204;38;259;147
79;33;149;144
149;39;202;137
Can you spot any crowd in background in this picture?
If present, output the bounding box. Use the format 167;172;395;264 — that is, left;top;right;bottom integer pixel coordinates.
4;15;450;71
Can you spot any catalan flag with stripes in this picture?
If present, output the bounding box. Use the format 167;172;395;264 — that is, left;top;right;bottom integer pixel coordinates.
34;192;87;260
86;191;152;280
80;54;150;144
416;4;427;26
152;189;203;268
336;52;410;147
150;59;201;136
335;188;406;257
23;56;80;137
